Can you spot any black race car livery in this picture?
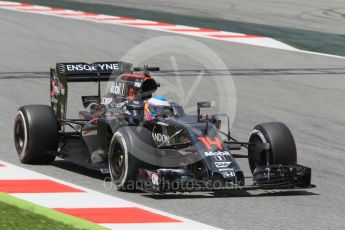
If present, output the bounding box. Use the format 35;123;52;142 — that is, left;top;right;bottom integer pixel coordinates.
14;61;313;193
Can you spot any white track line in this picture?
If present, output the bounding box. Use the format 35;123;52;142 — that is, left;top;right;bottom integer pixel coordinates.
100;222;215;230
13;192;137;208
1;1;344;59
0;1;292;51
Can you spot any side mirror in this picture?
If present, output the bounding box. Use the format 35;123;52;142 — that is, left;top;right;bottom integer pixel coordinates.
197;101;211;108
197;101;211;121
213;118;222;129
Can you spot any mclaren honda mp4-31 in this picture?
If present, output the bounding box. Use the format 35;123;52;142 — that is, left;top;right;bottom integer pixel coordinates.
14;61;313;193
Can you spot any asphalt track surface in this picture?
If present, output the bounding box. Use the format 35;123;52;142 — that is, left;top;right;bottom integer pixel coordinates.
72;0;345;35
1;6;345;230
7;0;345;57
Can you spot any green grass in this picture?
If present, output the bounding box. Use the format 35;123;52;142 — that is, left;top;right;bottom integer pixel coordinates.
0;202;81;230
0;193;106;230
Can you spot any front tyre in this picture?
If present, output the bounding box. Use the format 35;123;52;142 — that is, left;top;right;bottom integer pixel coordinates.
248;122;297;173
14;105;57;164
108;127;154;191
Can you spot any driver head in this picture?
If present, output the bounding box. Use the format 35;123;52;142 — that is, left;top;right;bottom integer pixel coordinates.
144;96;172;120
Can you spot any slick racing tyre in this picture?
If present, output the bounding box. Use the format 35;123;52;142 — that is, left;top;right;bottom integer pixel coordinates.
248;122;297;173
109;126;155;191
14;105;58;164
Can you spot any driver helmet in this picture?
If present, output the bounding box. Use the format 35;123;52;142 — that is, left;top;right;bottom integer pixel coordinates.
144;96;172;120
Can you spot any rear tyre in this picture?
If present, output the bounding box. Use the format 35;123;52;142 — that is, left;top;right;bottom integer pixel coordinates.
248;122;297;173
108;126;155;191
14;105;57;164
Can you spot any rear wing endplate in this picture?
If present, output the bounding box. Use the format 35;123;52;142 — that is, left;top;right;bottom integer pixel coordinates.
50;61;133;120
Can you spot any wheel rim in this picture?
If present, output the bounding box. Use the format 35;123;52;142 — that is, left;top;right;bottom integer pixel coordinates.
110;142;126;182
14;113;26;155
248;135;269;172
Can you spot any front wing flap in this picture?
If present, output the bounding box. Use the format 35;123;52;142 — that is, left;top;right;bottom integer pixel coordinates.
137;164;313;193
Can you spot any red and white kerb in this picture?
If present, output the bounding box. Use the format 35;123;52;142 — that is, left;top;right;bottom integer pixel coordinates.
0;161;218;229
0;0;296;50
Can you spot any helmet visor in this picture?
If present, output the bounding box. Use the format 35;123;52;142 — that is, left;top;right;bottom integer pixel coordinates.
149;105;171;114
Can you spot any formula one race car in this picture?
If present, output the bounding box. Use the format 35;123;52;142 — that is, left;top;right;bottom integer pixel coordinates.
14;61;313;193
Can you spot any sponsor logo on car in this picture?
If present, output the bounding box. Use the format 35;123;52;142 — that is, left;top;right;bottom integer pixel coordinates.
101;97;113;105
151;173;160;185
114;101;127;108
51;97;57;103
218;168;234;171
204;151;231;157
157;121;169;126
51;78;65;97
214;155;226;161
134;80;142;88
152;132;169;142
110;82;126;96
222;171;236;177
128;88;135;100
214;161;231;168
66;63;120;72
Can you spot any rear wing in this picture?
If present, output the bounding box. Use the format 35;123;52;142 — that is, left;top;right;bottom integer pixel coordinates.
54;61;133;82
50;61;133;120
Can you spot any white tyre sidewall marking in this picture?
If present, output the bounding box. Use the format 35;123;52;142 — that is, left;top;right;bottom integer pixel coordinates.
250;129;267;143
15;111;28;160
109;131;129;189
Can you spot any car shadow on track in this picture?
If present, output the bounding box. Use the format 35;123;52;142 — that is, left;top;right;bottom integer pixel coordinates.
50;161;319;198
51;160;107;180
143;190;319;200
